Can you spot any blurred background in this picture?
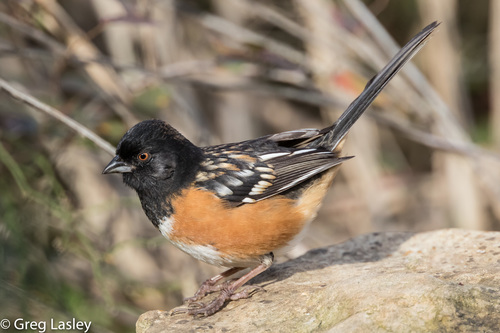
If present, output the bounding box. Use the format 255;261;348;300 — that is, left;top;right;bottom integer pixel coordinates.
1;0;499;331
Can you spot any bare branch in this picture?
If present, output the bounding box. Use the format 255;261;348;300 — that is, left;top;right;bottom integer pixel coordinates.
373;112;500;162
0;78;115;156
198;13;308;67
0;12;66;54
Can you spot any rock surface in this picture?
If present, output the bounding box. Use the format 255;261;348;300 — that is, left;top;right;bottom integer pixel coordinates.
136;229;500;333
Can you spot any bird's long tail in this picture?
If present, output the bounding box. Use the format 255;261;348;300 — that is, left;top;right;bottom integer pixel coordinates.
311;21;439;151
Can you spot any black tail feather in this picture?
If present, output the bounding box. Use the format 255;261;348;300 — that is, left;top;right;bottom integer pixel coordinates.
312;21;439;151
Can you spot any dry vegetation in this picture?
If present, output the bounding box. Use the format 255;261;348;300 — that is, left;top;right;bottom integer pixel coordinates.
0;0;498;331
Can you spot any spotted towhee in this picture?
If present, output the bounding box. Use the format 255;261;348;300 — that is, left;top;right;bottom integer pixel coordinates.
103;22;437;316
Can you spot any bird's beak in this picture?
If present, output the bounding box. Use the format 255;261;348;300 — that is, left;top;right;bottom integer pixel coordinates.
102;156;133;174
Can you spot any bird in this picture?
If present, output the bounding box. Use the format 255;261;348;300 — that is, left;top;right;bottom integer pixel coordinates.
102;22;438;316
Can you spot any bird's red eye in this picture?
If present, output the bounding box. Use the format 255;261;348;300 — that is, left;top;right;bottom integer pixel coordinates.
138;153;150;161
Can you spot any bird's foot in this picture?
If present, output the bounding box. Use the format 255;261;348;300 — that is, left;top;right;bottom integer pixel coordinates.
172;285;264;316
172;255;272;316
183;279;235;304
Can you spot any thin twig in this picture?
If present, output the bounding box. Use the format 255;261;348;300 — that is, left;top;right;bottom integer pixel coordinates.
198;13;308;67
250;2;309;40
34;0;138;126
0;78;115;155
0;44;216;82
0;12;66;54
373;112;500;162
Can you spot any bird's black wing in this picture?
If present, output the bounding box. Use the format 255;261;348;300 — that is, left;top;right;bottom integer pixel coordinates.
195;139;347;205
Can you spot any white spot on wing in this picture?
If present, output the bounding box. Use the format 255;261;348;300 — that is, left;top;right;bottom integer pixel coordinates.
258;180;272;187
222;176;244;187
205;164;219;170
213;182;234;196
291;149;316;155
234;169;254;178
249;179;273;196
228;154;254;160
196;171;209;181
249;190;264;195
259;152;290;161
218;162;236;169
255;166;274;173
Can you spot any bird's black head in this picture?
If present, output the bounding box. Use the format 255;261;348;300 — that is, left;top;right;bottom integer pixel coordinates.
103;119;203;199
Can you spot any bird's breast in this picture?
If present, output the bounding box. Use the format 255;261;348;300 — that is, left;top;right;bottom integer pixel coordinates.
156;168;337;266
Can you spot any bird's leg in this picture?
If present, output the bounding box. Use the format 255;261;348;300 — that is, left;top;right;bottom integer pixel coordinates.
183;267;245;304
175;253;274;316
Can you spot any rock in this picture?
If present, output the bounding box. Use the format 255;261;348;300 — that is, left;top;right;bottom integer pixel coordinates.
136;229;500;333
